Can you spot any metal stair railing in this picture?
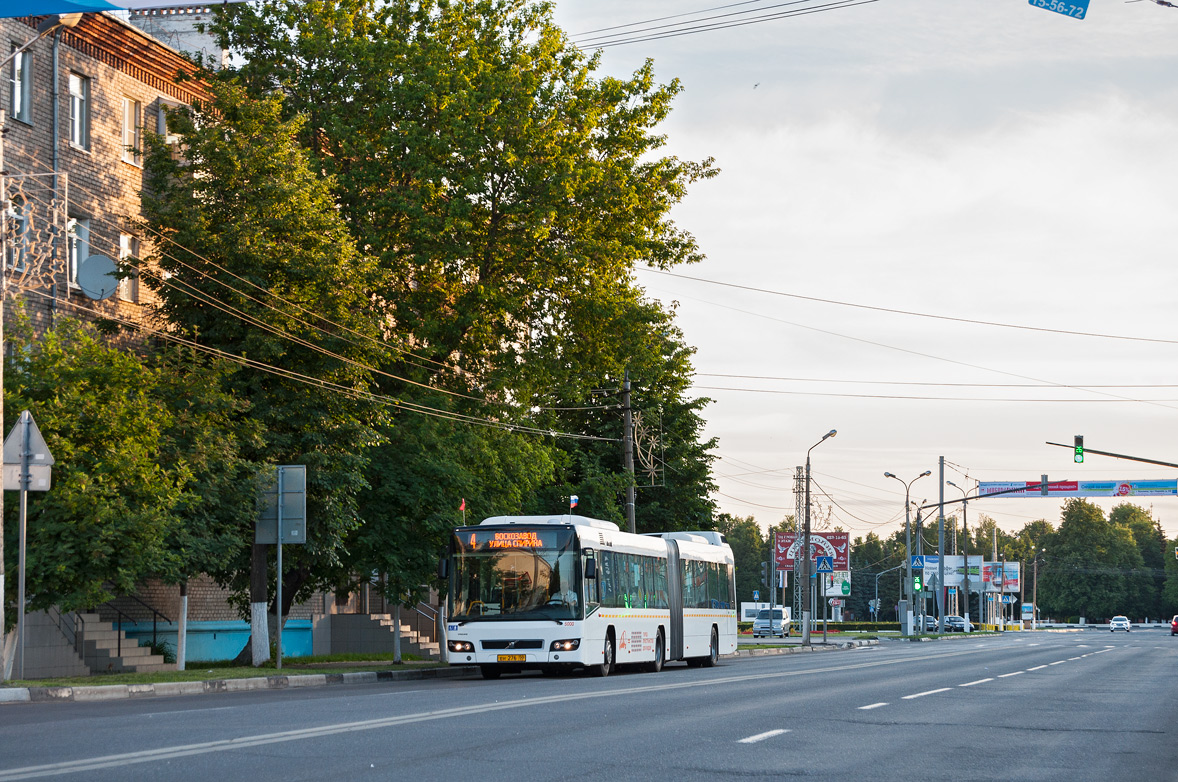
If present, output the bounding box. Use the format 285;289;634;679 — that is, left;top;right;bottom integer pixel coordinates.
96;594;173;659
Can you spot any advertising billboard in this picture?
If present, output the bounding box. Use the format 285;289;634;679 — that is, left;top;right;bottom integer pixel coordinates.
774;531;850;570
918;555;983;588
981;562;1020;592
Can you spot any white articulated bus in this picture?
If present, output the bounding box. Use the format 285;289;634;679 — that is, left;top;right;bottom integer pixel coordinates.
443;515;737;679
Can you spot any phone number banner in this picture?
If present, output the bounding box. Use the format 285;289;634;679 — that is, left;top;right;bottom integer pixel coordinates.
978;480;1177;499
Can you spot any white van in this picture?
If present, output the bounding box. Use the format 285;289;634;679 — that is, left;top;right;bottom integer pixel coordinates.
753;608;787;638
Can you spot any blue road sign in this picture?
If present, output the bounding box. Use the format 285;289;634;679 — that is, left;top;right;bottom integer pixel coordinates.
910;555;925;569
1028;0;1088;20
816;556;834;573
753;590;760;601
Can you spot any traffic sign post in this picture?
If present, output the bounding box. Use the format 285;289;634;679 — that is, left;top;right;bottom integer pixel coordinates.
257;465;307;670
3;411;54;681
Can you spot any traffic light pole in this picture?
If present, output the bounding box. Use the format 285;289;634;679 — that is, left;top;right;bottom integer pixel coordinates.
1044;441;1178;469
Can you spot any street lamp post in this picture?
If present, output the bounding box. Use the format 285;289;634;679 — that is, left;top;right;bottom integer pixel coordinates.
885;470;931;636
803;429;837;647
946;480;972;632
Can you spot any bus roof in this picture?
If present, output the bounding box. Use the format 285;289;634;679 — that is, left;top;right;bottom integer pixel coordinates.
479;515;620;531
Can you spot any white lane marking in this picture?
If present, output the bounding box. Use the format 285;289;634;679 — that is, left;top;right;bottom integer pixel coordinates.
739;729;790;744
1068;656;1082;660
902;688;952;700
998;671;1024;678
1027;665;1048;671
858;702;889;710
1049;660;1066;665
959;678;993;687
1027;643;1040;647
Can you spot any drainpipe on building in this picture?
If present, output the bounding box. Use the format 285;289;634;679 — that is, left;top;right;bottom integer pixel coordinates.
51;29;62;327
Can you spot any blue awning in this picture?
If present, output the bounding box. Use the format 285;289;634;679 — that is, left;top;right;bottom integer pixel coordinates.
0;1;122;17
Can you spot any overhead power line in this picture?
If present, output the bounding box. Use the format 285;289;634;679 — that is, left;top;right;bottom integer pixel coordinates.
24;291;619;444
643;267;1178;346
571;0;879;50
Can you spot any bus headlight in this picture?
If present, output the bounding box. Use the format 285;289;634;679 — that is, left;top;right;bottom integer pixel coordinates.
550;639;580;652
448;640;475;653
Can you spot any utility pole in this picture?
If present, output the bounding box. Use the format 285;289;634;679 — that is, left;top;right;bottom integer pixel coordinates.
622;368;635;534
937;457;945;633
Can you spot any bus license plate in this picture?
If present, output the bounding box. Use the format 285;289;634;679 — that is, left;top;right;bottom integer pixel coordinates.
497;654;525;662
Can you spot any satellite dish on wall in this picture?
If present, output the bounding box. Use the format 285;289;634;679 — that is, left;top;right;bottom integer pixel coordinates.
77;254;118;300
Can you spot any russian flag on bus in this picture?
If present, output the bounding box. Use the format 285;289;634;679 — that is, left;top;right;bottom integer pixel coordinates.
569;495;578;509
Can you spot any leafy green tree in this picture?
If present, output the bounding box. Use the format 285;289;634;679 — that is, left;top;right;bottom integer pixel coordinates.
141;82;387;637
213;0;720;541
2;319;187;616
1161;538;1178;618
150;347;264;593
216;0;716;393
1109;503;1165;620
1039;499;1144;620
849;532;900;621
350;407;556;607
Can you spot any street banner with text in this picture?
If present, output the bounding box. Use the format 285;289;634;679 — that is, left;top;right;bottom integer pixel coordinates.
978;480;1176;498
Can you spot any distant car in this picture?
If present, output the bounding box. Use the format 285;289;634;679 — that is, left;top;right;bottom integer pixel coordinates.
943;615;972;632
1109;616;1131;632
1171;615;1178;636
923;615;938;632
753;608;787;638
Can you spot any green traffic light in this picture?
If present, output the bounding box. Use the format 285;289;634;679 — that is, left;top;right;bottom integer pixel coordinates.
1074;435;1084;463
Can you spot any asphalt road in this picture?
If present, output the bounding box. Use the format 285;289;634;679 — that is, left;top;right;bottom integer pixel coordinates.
1;630;1175;781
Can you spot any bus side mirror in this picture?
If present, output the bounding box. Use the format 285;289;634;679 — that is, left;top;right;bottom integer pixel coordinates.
437;557;449;580
584;559;597;579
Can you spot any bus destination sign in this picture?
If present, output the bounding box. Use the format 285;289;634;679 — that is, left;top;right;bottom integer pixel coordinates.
461;528;568;551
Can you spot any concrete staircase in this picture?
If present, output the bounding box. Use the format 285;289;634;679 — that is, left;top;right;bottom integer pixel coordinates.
76;613;175;674
329;613;440;659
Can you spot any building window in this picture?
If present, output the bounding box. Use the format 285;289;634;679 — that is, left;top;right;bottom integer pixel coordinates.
69;72;89;150
67;217;89;284
5;200;28;271
122;97;141;164
10;47;31;124
118;233;139;303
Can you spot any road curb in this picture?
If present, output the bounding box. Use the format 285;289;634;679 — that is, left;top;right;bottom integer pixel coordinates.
3;664;482;705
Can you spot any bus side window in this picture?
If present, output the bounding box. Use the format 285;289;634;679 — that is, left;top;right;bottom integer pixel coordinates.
707;562;720;609
695;561;709;609
655;558;668;609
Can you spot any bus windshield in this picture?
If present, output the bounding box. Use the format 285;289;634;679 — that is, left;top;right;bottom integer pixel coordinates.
451;526;581;622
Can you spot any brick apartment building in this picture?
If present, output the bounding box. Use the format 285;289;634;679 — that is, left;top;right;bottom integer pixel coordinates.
1;11;208;335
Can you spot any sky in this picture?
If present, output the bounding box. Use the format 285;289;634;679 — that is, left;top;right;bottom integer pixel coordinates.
551;0;1178;543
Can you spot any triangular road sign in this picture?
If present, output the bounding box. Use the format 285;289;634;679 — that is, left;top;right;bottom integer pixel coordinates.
3;411;55;466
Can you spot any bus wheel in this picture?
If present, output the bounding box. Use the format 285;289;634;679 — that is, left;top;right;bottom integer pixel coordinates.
592;635;614;677
701;627;719;668
645;630;665;674
480;665;501;680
